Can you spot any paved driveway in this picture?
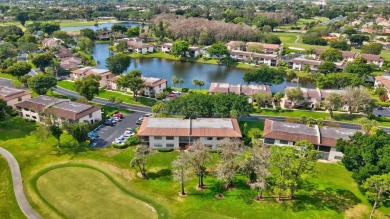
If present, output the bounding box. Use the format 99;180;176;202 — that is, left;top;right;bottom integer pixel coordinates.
93;111;144;147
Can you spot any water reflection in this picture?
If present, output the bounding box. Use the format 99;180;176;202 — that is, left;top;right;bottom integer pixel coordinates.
61;22;142;31
92;43;314;92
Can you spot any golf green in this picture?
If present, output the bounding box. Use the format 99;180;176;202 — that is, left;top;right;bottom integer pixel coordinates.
36;166;158;219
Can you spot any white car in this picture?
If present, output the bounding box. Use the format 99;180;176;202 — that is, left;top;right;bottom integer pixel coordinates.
124;132;135;138
112;140;124;145
115;135;125;141
172;90;181;95
113;117;122;122
124;130;134;135
126;128;133;132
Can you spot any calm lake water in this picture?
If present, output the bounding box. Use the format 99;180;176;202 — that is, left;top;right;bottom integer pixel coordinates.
92;43;314;92
61;21;142;31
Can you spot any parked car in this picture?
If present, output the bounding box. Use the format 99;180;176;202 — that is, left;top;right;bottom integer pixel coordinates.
115;135;126;141
112;140;124;145
168;94;176;98
144;113;152;117
103;120;115;126
171;90;181;95
162;98;170;102
126;128;133;132
124;132;135;138
113;117;122;122
113;113;124;118
136;120;143;125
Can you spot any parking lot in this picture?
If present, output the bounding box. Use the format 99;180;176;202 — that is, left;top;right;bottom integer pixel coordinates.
92;111;144;147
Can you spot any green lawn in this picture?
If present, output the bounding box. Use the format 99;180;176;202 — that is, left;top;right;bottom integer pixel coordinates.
0;157;26;219
35;165;158;219
56;80;156;107
0;117;388;218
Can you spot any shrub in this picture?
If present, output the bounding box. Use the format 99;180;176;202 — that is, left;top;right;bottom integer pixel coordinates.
156;148;174;152
126;135;139;146
182;88;189;92
112;144;128;149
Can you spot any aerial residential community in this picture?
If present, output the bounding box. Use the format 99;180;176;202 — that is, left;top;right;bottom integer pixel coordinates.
1;0;390;218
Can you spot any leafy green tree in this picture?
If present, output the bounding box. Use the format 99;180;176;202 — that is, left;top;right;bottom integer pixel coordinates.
172;152;192;195
80;28;96;40
6;62;31;78
19;75;31;87
74;75;101;101
105;53;131;75
40;22;60;35
31;52;54;72
208;43;229;62
17;42;38;53
285;87;304;106
213;93;253;118
318;61;337;74
329;40;351;51
15;12;29;26
362;173;390;219
270;145;295;200
263;34;281;44
350;34;369;47
243;65;285;84
115;41;128;53
0;99;12;122
52;30;75;45
361;43;382;55
126;26;140;37
319;48;343;62
151;101;165;116
302;33;327;46
0;42;18;61
273;92;284;103
78;36;94;53
324;92;343;118
316;73;364;89
358;118;378;134
192;79;205;90
131;145;151;178
172;40;190;57
337;130;390;184
111;24;128;33
116;70;144;101
343;86;372;115
253;15;278;31
68;122;90;144
253;92;272;107
27;74;57;95
343;26;357;37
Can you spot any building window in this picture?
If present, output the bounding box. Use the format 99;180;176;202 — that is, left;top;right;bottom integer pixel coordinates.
25;114;30;117
18;97;22;101
154;136;162;140
89;113;93;118
166;144;174;148
206;144;213;149
32;116;37;119
264;138;275;144
31;110;35;113
217;137;224;140
154;143;162;148
206;137;213;141
280;140;289;145
334;156;343;160
24;108;29;111
166;136;174;140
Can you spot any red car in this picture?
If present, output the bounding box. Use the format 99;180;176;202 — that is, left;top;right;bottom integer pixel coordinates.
113;113;124;119
168;94;176;98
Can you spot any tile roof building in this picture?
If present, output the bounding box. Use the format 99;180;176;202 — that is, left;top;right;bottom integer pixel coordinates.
229;50;278;66
281;87;344;109
70;67;115;87
15;95;102;124
263;119;360;161
107;76;167;97
0;86;31;109
209;83;271;103
138;118;242;149
360;54;385;67
375;75;390;98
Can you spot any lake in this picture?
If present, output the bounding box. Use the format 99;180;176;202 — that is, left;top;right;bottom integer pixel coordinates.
61;21;142;31
92;43;314;92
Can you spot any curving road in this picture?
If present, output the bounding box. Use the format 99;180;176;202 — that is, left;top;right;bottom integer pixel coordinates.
0;147;41;219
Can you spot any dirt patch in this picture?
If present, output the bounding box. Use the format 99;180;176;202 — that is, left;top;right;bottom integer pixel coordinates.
344;204;370;219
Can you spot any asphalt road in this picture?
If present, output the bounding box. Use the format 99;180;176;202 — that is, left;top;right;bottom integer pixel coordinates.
0;147;42;219
93;111;143;147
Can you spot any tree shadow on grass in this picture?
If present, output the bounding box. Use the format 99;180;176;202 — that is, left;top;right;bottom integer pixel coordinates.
290;188;361;213
147;168;172;180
